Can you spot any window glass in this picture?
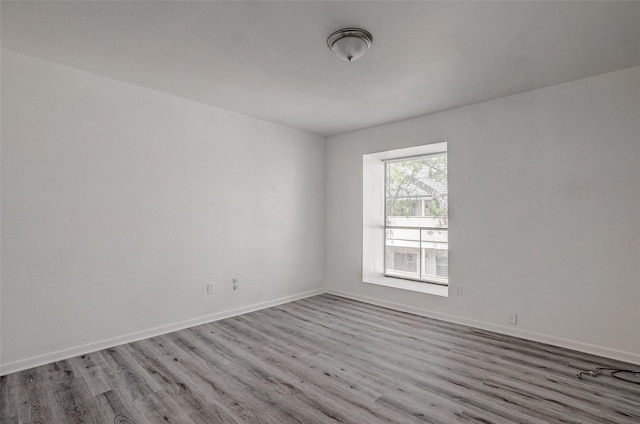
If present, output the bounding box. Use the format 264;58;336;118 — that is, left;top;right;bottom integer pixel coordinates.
385;153;448;284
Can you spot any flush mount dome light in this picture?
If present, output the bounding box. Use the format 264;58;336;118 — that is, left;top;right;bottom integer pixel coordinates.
327;28;373;62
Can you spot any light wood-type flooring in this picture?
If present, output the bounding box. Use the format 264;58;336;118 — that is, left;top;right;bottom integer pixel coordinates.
1;294;639;423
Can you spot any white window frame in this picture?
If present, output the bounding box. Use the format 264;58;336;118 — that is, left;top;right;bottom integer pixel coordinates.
362;142;448;297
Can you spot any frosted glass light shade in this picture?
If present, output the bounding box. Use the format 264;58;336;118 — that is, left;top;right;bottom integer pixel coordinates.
327;28;373;62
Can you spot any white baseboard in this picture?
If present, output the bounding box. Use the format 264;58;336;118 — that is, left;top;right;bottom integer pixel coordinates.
0;288;324;376
326;288;640;366
3;286;638;375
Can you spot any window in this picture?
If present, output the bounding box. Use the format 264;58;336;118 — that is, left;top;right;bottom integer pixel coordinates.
384;153;448;284
362;142;448;296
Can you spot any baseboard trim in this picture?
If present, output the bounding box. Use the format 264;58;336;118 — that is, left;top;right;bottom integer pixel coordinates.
4;286;638;375
0;288;324;376
325;288;640;366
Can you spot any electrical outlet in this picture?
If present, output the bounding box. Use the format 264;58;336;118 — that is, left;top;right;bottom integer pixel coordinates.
455;285;463;296
509;313;518;325
206;283;214;294
233;278;238;291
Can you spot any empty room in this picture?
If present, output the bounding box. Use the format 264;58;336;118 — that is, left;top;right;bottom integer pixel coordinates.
1;1;639;423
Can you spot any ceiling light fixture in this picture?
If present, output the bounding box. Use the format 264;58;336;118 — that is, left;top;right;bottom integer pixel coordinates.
327;28;373;62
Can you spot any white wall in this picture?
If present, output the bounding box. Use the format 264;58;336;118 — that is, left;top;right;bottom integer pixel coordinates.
2;49;638;373
0;50;326;372
326;66;640;364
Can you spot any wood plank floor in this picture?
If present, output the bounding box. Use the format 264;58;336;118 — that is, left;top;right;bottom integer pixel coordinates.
1;294;639;423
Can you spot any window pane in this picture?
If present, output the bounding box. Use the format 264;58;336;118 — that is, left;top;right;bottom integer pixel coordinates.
385;154;447;228
385;228;420;279
435;251;449;278
421;228;448;279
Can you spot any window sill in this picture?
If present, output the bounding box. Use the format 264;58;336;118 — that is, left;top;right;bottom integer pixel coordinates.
363;275;449;297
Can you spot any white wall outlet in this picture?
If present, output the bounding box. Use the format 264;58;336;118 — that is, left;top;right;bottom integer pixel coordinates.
206;283;214;294
455;285;463;296
232;278;238;291
509;313;518;325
